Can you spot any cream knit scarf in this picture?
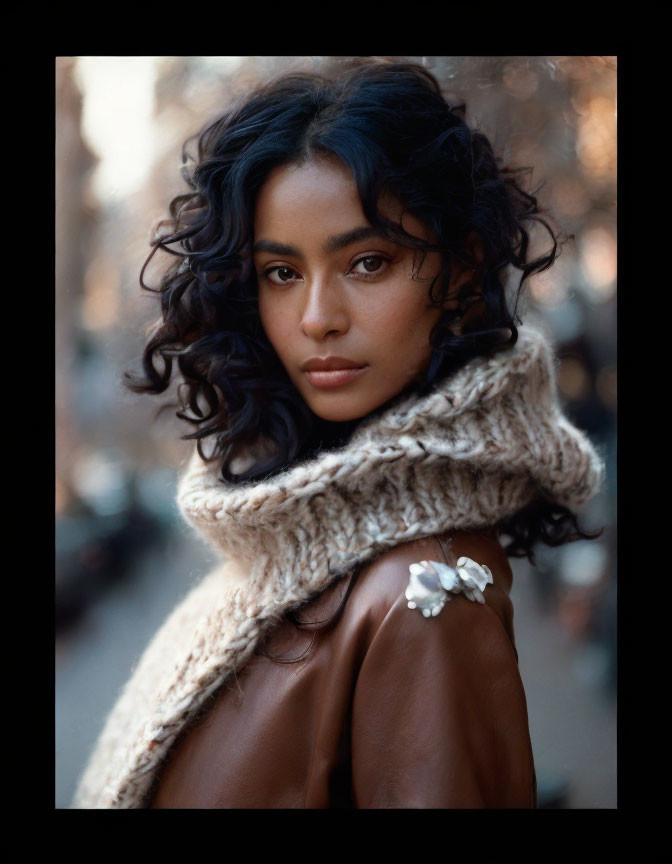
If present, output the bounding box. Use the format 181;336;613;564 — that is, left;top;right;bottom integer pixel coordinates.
72;326;604;808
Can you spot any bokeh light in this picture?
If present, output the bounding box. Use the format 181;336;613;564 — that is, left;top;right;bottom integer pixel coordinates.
75;57;158;202
579;224;617;301
576;94;617;181
558;356;591;401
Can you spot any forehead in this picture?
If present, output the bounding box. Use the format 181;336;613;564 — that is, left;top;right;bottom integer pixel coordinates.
254;157;362;231
253;156;430;244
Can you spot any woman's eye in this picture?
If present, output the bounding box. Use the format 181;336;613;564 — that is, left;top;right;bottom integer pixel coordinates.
351;255;388;277
261;255;388;285
263;266;299;285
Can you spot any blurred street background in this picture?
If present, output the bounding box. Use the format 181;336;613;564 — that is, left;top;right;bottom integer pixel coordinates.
55;56;617;809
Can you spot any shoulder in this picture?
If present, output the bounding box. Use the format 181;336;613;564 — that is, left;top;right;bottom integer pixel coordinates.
349;530;533;809
351;528;517;653
356;528;512;613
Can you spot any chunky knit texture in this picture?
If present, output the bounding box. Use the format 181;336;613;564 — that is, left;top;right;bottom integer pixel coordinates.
71;326;604;808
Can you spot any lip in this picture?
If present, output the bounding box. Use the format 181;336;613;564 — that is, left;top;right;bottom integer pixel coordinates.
301;356;367;372
304;365;369;389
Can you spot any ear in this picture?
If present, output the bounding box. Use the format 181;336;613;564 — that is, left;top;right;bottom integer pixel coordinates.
464;230;486;267
443;232;486;298
441;232;486;334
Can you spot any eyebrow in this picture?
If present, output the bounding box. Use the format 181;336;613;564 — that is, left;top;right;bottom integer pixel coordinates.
252;226;389;258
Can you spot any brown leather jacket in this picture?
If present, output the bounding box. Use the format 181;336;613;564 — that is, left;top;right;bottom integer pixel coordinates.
149;529;537;809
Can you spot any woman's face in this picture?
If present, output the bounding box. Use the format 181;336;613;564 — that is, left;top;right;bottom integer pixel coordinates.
254;156;452;422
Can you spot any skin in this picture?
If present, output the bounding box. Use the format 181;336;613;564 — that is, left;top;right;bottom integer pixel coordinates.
254;155;472;422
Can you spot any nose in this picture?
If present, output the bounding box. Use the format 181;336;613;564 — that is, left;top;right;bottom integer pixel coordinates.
300;277;350;341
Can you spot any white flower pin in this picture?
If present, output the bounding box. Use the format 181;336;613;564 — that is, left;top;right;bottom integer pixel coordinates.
405;556;494;617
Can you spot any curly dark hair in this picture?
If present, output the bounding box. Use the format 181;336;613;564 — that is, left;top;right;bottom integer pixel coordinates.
125;58;600;564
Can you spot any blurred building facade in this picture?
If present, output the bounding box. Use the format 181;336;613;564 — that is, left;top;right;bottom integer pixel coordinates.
55;58;99;511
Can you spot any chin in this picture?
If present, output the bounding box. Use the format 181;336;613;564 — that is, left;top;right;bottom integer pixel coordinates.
302;392;377;423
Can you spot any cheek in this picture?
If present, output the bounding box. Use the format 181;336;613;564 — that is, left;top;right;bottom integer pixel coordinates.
258;294;291;355
362;289;439;358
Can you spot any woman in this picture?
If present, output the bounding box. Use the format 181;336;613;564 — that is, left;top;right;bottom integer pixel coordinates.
72;59;604;809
